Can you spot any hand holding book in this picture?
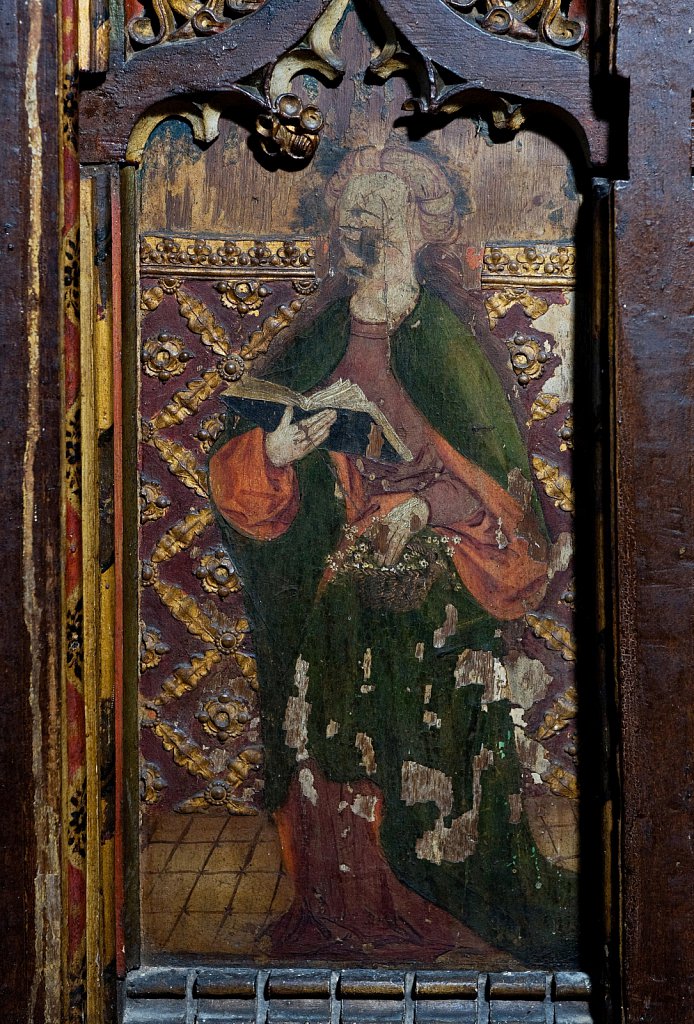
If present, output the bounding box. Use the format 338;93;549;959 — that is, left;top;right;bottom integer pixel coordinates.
265;405;337;467
222;377;413;463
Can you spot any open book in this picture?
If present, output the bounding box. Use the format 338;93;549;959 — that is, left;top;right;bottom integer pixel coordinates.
221;377;413;463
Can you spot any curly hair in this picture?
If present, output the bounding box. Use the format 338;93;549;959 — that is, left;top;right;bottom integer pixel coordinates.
325;145;460;246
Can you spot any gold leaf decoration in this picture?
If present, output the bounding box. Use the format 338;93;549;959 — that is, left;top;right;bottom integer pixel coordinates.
176;780;258;815
528;393;561;423
155;650;223;705
150;434;209;497
141;285;164;313
541;764;579;800
140;625;170;672
234;652;259;691
558;415;574;451
152;580;247;654
195;411;226;453
194;547;239;598
140;478;171;523
176;286;230;356
506;333;548;386
151;370;222;431
151;720;216;780
532;455;575;513
227;747;264;787
151;508;215;565
484;288;549;330
526;613;577;662
196;692;251;743
140;761;167;804
535;686;578;740
241;300;303;361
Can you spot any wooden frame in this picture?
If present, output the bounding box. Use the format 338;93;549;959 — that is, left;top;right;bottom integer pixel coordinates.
2;0;693;1020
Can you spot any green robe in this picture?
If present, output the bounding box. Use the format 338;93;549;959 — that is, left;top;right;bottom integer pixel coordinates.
210;289;578;966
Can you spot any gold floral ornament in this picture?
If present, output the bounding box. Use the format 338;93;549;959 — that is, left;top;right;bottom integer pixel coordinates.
528;393;561;424
558;415;574;450
139;478;171;523
151;577;249;655
541;764;579;800
140;761;167;804
526;613;577;662
506;333;548;386
216;353;246;382
241;300;302;361
175;749;263;813
140;625;171;672
484;288;549;330
535;686;578;741
151;509;215;565
176;779;257;814
481;243;576;290
215;279;271;316
141;284;165;313
154;650;223;706
195;691;251;743
142;332;193;383
256;93;325;162
195;412;225;453
194;548;240;598
532;455;575;513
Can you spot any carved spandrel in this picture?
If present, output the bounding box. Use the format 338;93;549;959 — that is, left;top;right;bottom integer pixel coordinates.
445;0;585;50
127;0;267;50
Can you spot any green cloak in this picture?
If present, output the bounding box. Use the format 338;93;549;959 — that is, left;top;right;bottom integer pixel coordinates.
210;289;578;966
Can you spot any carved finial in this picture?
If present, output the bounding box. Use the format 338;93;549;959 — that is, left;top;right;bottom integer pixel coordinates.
256;94;325;162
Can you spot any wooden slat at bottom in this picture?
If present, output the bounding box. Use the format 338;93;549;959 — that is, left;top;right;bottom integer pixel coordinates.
122;968;593;1024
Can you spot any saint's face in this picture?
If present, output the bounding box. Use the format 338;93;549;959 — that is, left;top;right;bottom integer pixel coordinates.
336;172;413;281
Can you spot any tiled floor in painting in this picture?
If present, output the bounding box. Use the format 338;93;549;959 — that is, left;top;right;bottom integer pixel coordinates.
141;811;293;959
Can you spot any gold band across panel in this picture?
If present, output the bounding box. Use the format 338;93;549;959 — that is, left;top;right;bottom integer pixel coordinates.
481;242;576;289
140;234;318;282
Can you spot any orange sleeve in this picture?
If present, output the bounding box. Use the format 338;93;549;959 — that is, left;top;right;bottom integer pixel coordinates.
429;431;548;620
208;428;299;541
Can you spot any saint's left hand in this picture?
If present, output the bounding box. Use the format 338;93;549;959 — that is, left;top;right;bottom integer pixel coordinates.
372;496;429;567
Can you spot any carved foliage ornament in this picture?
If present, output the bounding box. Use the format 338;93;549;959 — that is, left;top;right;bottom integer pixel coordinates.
445;0;585;49
128;0;266;49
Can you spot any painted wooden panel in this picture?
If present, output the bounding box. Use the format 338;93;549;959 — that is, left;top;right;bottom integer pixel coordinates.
132;7;585;973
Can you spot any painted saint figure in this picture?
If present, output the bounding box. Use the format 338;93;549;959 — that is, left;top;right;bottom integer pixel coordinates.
209;148;577;966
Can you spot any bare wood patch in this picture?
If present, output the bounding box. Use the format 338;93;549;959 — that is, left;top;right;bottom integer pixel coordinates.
326;719;340;738
548;531;573;578
454;649;510;703
414;641;425;661
433;603;458;648
361;647;372;680
423;710;442;729
298;767;318;805
508;792;523;824
349;793;378;821
514;727;551;784
355;732;377;775
504;652;552;709
416;747;494;864
282;655;311;761
401;761;453;817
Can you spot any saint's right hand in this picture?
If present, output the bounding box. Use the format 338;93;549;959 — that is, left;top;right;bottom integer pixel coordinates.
265;405;337;467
